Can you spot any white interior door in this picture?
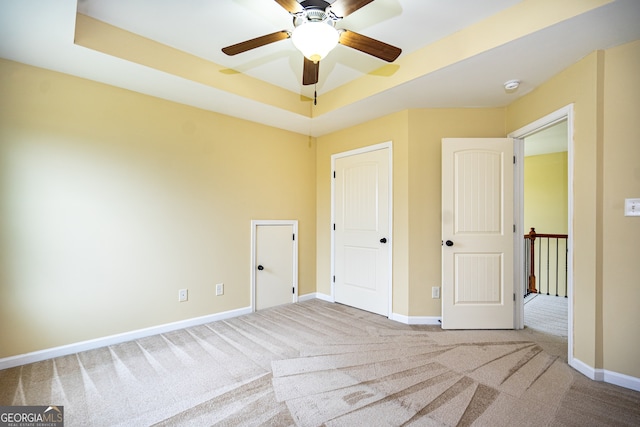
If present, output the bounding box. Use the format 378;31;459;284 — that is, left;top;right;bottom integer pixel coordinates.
255;223;296;311
334;147;390;316
441;138;514;329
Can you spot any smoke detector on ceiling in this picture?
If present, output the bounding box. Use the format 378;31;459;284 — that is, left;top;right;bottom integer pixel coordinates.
504;80;521;91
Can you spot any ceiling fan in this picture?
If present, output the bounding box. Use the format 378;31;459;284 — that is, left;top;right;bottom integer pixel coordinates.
221;0;402;86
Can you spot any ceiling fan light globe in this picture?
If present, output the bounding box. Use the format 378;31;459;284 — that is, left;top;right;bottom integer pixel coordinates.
292;21;339;62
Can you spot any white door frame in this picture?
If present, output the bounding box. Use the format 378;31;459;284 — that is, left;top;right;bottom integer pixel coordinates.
331;141;393;316
250;219;298;312
508;104;574;364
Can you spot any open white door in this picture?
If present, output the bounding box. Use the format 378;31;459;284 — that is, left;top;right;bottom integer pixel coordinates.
441;138;514;329
334;146;390;316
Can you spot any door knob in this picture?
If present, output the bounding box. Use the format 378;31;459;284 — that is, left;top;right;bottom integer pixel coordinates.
445;240;454;247
380;237;387;244
257;265;264;270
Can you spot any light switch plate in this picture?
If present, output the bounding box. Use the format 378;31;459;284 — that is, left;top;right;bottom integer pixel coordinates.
625;198;640;217
432;286;440;299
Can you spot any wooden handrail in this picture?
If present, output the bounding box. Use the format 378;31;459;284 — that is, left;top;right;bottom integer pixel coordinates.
524;232;568;239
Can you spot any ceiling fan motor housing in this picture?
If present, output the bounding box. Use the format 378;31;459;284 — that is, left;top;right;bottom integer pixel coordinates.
300;0;332;11
294;0;337;27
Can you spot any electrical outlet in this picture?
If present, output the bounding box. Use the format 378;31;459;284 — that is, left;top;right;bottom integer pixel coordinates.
432;286;440;299
215;283;224;296
178;289;188;302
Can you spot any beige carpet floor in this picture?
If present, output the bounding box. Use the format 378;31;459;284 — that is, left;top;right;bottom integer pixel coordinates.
1;299;639;426
524;294;568;337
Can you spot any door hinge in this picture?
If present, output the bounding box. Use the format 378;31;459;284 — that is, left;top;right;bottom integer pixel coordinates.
513;155;516;164
513;224;516;233
333;275;335;283
292;233;295;241
333;223;336;231
513;293;516;301
292;286;295;294
333;171;336;178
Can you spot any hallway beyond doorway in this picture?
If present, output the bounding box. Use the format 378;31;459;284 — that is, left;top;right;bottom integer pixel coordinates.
524;294;568;337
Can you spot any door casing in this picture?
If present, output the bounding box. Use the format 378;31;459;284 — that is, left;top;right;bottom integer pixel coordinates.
509;104;574;365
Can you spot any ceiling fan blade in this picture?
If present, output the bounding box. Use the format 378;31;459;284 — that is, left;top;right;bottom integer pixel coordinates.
330;0;374;18
339;30;401;62
222;31;290;56
274;0;304;14
303;58;319;85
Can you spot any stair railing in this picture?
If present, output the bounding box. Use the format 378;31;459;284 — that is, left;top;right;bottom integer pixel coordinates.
524;227;568;298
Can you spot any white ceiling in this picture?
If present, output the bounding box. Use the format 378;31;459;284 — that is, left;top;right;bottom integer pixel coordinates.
1;0;639;137
76;0;522;97
525;120;568;157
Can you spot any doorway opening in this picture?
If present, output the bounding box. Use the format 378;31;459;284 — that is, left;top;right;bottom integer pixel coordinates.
510;105;574;362
522;120;568;337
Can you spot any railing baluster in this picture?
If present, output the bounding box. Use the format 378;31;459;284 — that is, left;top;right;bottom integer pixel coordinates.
524;238;530;298
556;239;560;296
565;244;568;298
538;235;542;292
523;229;568;298
546;238;550;295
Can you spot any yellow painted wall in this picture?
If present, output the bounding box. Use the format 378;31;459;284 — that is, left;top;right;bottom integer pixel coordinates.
316;108;505;317
315;111;410;314
507;50;602;369
0;59;317;358
601;40;640;378
507;40;640;379
407;109;505;316
525;153;569;296
524;152;568;234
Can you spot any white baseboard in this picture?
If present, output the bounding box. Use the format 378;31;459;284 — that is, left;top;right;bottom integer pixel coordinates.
390;313;442;325
569;357;599;380
299;298;442;326
0;306;252;371
603;369;640;392
299;292;333;302
570;357;640;392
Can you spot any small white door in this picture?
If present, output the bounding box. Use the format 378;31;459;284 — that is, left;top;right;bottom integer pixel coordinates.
334;147;390;316
255;223;296;311
441;138;514;329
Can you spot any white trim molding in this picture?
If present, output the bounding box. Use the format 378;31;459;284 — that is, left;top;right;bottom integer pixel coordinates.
509;104;575;368
299;292;333;302
603;370;640;392
570;358;640;392
390;313;442;325
570;357;604;381
0;305;252;371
